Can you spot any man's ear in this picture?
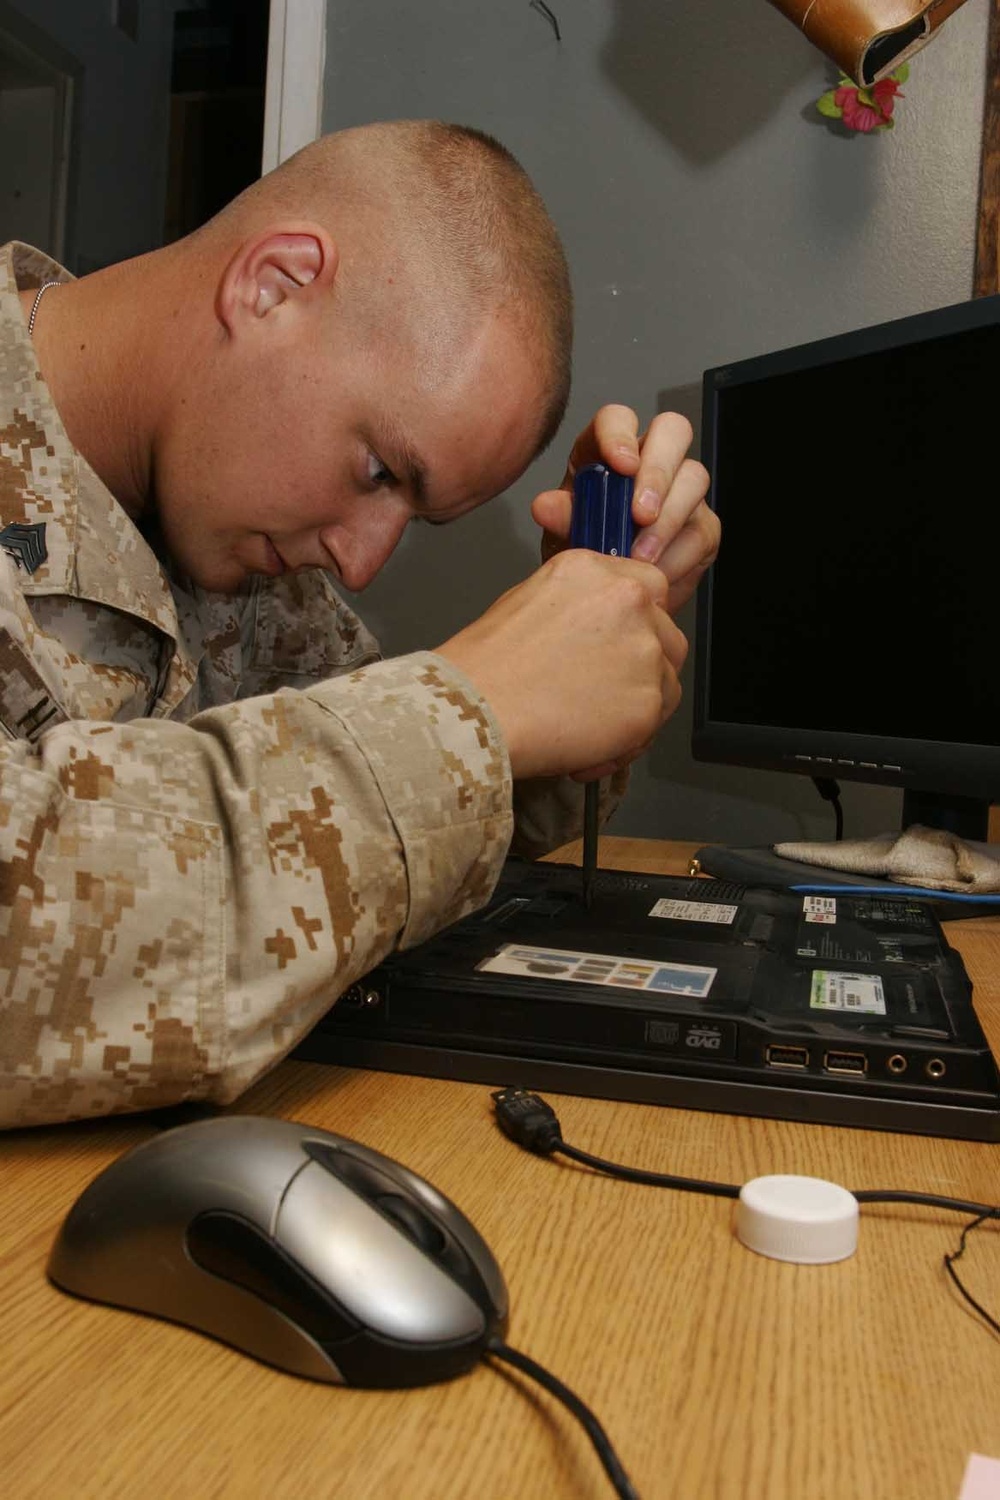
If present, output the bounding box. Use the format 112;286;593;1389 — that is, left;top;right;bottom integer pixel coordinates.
217;226;339;332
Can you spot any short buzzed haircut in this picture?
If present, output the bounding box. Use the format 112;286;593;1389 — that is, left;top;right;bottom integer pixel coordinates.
217;120;573;457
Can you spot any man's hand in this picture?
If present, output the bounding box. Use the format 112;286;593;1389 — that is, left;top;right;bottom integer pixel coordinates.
531;405;719;614
435;549;688;782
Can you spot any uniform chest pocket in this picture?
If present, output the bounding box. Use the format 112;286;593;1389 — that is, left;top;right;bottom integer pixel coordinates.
248;572;381;686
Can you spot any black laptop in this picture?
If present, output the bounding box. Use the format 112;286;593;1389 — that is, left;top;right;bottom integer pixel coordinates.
295;859;1000;1141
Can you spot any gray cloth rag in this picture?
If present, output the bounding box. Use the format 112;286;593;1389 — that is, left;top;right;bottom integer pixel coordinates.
774;825;1000;894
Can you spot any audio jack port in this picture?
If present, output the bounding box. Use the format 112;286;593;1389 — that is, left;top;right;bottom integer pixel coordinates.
925;1057;947;1080
339;985;382;1009
886;1054;907;1075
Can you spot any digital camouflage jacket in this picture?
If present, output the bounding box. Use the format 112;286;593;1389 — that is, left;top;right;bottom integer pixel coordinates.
0;242;586;1127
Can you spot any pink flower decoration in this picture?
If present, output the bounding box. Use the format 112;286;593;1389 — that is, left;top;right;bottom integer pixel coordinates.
816;67;907;133
838;78;902;132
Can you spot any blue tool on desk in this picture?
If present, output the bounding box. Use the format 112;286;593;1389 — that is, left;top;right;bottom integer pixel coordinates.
570;464;636;908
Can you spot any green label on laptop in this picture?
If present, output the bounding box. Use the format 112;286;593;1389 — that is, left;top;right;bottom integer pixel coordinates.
810;970;886;1015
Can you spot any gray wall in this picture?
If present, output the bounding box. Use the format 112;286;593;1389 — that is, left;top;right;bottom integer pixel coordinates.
322;0;989;846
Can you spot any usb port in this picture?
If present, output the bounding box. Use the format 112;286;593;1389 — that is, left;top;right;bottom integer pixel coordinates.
823;1050;867;1076
766;1044;809;1070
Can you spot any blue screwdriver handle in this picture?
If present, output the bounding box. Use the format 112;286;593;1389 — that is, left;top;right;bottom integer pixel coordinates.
571;465;635;909
570;463;636;557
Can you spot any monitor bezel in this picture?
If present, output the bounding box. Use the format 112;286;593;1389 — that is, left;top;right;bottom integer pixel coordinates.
693;293;1000;807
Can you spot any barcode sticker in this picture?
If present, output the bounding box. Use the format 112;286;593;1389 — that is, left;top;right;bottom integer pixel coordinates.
649;898;737;925
803;895;837;925
809;970;886;1015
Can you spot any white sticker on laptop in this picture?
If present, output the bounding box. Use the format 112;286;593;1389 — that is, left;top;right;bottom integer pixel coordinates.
810;970;886;1015
478;943;717;997
648;898;737;925
803;896;837;924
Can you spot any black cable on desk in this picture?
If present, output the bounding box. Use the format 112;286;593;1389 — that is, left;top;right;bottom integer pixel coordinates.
487;1339;641;1500
492;1089;1000;1340
492;1086;741;1198
492;1088;1000;1218
943;1212;1000;1337
557;1140;740;1199
853;1188;1000;1217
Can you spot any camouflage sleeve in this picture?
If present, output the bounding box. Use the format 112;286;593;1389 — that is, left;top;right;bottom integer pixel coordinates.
0;651;512;1127
511;768;629;860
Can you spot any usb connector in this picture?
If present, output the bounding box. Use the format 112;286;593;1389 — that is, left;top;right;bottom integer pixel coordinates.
491;1087;563;1154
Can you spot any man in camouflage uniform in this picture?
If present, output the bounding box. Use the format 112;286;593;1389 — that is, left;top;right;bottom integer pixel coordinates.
0;122;715;1127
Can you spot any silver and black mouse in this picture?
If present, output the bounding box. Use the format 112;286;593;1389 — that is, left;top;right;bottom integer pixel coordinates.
48;1115;508;1387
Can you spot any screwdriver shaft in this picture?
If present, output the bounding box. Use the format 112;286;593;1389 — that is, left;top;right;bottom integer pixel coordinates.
571;463;635;913
582;781;599;909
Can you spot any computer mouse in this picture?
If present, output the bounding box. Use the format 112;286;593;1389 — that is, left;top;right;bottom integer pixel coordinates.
48;1115;508;1388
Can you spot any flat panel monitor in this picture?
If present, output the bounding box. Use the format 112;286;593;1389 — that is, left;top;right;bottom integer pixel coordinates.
694;295;1000;840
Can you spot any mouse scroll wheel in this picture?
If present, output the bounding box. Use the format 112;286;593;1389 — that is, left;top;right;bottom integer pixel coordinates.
373;1194;447;1255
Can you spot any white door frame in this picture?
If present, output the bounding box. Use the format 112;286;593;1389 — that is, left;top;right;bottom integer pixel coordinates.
262;0;327;174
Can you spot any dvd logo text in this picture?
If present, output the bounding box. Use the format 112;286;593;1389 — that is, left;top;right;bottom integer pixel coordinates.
685;1027;722;1050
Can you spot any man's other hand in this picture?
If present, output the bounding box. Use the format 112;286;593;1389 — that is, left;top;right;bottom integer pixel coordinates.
532;405;719;614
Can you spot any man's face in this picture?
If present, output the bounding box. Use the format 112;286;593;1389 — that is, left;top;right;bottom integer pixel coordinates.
151;295;545;595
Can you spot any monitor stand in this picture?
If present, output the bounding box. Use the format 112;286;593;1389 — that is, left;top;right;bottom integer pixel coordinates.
901;791;990;842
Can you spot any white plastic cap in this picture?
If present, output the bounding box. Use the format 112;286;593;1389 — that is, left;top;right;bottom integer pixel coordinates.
735;1174;859;1264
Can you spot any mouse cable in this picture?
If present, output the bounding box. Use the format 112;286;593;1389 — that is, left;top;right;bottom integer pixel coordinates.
486;1337;641;1500
490;1088;1000;1217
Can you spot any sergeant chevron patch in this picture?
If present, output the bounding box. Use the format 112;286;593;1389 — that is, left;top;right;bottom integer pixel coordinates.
0;521;47;574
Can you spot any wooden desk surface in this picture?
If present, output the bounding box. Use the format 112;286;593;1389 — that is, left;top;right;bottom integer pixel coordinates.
2;837;999;1500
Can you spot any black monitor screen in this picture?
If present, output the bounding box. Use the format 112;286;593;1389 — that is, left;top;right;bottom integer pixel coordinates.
694;297;1000;814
